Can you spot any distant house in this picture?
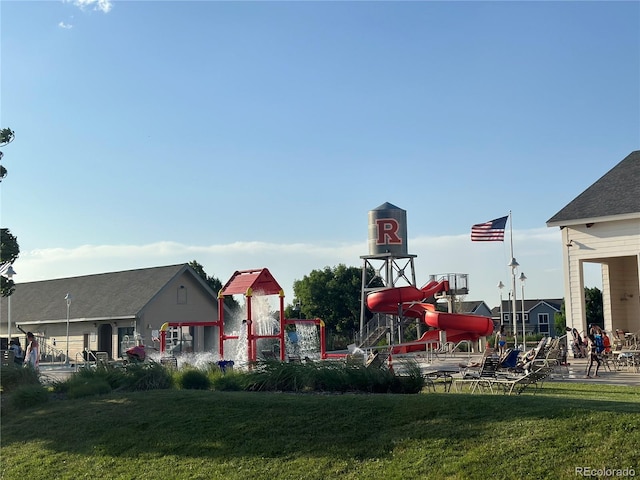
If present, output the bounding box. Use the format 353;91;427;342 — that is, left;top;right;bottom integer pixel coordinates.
456;300;493;318
547;151;640;337
492;299;563;337
2;264;227;361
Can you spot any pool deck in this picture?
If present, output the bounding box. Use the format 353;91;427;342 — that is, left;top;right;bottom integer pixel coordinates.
392;352;640;387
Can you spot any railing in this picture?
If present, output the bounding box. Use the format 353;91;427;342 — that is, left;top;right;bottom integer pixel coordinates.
74;349;111;370
358;314;391;348
35;334;66;365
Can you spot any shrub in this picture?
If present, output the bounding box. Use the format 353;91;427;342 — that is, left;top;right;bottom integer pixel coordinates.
8;384;49;409
0;363;41;394
67;378;112;399
123;362;174;391
53;362;173;395
389;361;424;394
211;372;246;391
178;369;211;390
241;360;423;394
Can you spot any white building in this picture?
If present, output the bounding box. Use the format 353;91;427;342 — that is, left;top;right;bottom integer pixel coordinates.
547;150;640;337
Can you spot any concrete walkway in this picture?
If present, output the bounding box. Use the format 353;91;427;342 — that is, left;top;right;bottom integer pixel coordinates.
549;356;640;387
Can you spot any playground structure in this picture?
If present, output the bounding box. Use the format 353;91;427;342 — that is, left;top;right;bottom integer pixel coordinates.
155;203;494;365
156;266;493;365
158;268;329;364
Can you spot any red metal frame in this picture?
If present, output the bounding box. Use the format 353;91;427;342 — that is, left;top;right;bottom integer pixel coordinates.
160;268;332;362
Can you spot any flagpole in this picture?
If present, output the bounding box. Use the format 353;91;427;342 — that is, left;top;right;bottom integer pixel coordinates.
508;210;520;349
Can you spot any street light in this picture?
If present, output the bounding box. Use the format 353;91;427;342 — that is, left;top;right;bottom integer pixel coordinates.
519;272;527;351
4;266;16;343
65;293;72;365
508;257;519;347
497;281;505;327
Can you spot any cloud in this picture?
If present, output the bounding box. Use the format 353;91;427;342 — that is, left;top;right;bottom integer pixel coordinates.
12;228;600;307
58;21;73;29
66;0;113;14
15;240;365;298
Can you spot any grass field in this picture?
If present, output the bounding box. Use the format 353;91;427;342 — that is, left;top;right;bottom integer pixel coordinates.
1;380;638;480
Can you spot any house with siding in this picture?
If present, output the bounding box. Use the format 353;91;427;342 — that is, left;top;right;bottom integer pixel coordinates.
492;299;563;337
547;150;640;337
1;264;227;362
456;300;493;318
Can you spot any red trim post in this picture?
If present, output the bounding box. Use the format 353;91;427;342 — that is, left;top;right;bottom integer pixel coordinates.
246;287;254;362
279;289;286;361
218;290;225;359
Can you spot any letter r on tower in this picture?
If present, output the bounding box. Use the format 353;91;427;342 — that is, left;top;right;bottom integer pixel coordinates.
376;218;402;245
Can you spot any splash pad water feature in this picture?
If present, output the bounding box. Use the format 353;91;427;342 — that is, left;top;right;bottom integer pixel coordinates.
158;268;331;369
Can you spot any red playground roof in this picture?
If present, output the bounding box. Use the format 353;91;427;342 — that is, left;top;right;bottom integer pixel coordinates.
221;268;283;296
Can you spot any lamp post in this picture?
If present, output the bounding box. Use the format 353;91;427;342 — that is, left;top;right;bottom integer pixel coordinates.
508;257;519;348
497;281;505;327
519;272;527;351
5;266;16;343
65;293;72;365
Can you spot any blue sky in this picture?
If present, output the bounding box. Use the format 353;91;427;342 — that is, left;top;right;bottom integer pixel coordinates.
1;0;638;307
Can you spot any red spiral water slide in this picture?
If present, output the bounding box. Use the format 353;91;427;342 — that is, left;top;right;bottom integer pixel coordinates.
366;280;494;353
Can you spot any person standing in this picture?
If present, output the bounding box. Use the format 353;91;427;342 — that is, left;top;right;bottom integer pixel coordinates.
494;325;507;357
9;340;23;365
24;332;40;370
585;333;601;378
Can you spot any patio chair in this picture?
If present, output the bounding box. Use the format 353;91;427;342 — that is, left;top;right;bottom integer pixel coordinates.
457;347;494;377
486;365;554;395
532;346;567;374
498;349;521;372
1;350;15;366
454;356;502;392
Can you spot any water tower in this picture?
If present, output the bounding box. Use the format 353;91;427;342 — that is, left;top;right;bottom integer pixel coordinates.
359;202;417;345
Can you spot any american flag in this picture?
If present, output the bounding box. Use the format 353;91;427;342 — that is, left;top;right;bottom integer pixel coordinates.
471;216;508;242
0;262;12;277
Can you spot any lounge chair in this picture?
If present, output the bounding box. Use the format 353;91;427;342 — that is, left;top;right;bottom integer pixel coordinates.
498;349;521;372
454;356;502;392
457;347;495;377
485;366;554;395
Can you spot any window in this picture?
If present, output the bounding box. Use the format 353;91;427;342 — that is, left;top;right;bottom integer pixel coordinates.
166;326;193;354
538;313;549;334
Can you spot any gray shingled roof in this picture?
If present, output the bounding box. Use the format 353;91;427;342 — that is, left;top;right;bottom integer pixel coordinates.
547;151;640;226
458;300;486;313
6;264;214;324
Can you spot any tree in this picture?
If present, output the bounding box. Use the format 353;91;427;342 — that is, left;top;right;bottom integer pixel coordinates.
291;264;383;346
1;127;19;297
0;229;19;296
0;128;15;181
554;301;567;337
188;260;239;311
585;286;604;329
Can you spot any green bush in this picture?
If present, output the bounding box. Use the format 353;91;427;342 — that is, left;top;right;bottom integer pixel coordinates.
53;362;173;395
0;363;41;393
67;378;112;399
242;360;423;394
211;372;246;391
117;362;173;391
178;369;211;390
8;384;49;409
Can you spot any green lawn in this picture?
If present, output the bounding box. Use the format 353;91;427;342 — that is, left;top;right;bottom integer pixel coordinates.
1;382;639;480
